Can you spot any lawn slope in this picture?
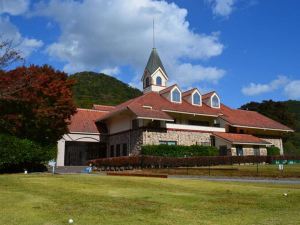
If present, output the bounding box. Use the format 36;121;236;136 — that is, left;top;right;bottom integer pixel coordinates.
0;174;300;225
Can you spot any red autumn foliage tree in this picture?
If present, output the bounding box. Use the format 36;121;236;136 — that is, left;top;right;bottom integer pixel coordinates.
0;65;76;145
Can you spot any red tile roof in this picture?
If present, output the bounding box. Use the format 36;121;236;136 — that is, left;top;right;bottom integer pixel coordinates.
159;84;178;94
97;91;221;122
68;108;108;133
213;132;270;145
92;104;115;111
220;105;293;131
202;91;216;100
182;88;197;97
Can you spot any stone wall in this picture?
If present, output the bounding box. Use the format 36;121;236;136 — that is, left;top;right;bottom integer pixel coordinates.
261;138;283;155
231;146;267;156
108;129;143;156
142;129;211;146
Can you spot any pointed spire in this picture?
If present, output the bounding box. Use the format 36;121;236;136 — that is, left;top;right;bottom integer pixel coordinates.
144;48;168;77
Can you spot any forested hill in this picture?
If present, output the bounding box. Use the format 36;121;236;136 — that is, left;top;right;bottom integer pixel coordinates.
240;100;300;154
70;72;142;108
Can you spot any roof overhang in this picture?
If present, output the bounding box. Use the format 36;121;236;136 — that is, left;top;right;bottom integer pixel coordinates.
213;135;270;146
230;124;294;132
136;116;174;122
162;109;218;117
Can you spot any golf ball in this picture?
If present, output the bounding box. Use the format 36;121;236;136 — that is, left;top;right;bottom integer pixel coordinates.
68;219;74;224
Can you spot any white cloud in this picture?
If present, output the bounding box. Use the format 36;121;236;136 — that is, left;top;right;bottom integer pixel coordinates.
31;0;225;86
100;67;120;76
284;80;300;100
0;0;30;15
0;16;43;58
242;76;289;96
207;0;236;17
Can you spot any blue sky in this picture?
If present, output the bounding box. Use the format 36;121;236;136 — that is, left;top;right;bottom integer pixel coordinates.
1;0;300;108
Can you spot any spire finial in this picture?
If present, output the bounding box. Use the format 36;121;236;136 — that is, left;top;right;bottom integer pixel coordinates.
153;18;155;49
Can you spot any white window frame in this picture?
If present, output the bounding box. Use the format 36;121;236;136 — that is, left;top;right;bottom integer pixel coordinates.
171;87;182;103
211;93;220;108
192;90;202;106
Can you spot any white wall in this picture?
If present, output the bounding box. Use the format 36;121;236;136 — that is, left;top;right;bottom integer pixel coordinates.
108;114;133;134
56;133;101;166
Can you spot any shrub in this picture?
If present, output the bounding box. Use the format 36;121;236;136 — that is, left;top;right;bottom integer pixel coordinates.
267;146;281;156
0;134;56;173
141;145;219;157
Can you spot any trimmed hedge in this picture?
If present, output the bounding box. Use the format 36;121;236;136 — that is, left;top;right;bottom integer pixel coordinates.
267;146;281;156
141;145;219;157
89;155;300;169
0;134;56;173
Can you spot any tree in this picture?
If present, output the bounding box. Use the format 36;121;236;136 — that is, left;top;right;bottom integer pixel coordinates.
0;38;23;70
0;65;77;145
240;100;296;129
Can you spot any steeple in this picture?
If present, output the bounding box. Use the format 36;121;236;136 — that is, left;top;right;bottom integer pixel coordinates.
142;48;169;93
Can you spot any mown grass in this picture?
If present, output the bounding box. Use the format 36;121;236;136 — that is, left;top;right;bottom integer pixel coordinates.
143;164;300;177
0;174;300;225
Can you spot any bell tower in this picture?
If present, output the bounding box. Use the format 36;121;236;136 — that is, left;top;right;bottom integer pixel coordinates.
141;48;168;93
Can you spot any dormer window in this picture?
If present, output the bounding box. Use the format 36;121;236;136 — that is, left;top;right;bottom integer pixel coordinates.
192;92;201;105
211;94;220;108
171;88;181;103
156;76;162;86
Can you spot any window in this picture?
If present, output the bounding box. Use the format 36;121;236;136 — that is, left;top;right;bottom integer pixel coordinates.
116;144;121;157
236;145;243;156
145;77;150;87
156;76;162;86
193;92;201;105
253;146;260;156
188;120;209;126
211;95;220;108
172;89;181;103
110;145;114;157
159;141;177;145
122;144;128;156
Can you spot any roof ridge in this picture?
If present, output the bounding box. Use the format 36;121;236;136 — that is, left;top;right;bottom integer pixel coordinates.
76;108;108;112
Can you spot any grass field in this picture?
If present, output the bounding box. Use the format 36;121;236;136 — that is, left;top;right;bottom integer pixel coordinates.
1;174;300;225
142;164;300;177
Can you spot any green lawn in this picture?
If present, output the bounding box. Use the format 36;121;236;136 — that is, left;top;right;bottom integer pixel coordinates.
143;164;300;177
1;174;300;225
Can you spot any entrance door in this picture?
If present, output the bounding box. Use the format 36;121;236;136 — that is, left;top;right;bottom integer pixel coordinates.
219;146;228;156
65;142;106;166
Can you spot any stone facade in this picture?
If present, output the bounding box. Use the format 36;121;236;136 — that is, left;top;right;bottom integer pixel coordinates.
230;146;267;156
142;129;211;146
261;137;283;155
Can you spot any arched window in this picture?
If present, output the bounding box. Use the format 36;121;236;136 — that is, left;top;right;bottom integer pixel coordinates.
172;89;181;103
145;77;150;87
211;95;220;108
156;76;162;86
193;92;201;105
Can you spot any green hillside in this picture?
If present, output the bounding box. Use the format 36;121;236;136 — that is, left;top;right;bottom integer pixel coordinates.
240;100;300;154
70;72;142;108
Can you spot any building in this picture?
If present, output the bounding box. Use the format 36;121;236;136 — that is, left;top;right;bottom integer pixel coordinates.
57;48;293;166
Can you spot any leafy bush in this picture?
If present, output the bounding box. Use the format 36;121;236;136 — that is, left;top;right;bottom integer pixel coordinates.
141;145;219;157
267;146;281;156
0;134;56;173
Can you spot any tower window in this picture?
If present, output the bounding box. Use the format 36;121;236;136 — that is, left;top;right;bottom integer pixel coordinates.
156;76;162;86
193;92;201;105
145;77;150;87
211;95;220;108
172;89;181;103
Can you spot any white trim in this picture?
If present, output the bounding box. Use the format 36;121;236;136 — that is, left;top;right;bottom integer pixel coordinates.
162;109;218;117
171;86;182;103
137;116;174;122
230;124;293;132
210;93;220;109
166;123;225;132
214;135;268;146
151;67;168;80
69;131;100;135
192;89;202;106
